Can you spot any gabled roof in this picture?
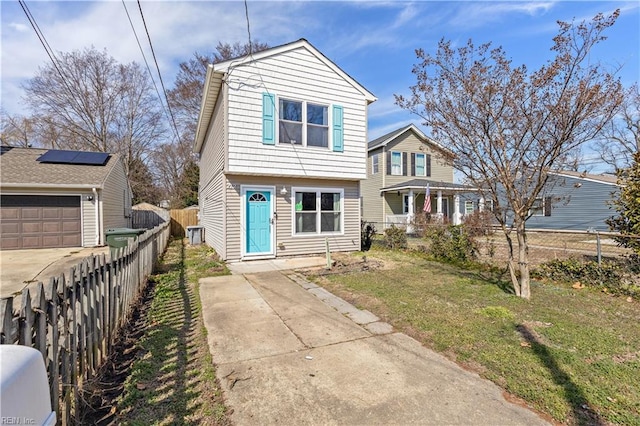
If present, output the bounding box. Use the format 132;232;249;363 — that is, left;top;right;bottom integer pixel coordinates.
194;38;377;153
0;146;121;188
550;170;619;186
368;124;451;155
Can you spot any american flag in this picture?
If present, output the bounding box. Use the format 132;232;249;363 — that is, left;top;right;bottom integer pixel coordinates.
423;184;431;213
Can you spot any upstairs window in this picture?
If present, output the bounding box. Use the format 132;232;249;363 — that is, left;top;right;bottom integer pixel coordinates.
279;99;303;145
278;98;329;148
391;151;402;175
372;154;379;174
307;103;328;147
415;153;426;176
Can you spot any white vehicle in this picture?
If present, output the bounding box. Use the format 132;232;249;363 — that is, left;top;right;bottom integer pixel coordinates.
0;345;56;426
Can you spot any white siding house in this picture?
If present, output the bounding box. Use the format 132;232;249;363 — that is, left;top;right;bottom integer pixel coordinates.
194;39;376;261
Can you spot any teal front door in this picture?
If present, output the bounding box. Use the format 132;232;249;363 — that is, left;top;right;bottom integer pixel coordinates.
246;190;272;254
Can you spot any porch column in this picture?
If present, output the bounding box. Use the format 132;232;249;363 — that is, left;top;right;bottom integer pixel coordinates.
434;190;443;221
453;194;461;225
407;189;415;233
479;196;485;212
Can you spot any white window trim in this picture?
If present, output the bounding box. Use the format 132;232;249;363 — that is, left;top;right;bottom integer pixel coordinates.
240;185;276;259
390;151;402;176
464;200;474;214
277;96;331;149
529;197;545;216
291;186;344;237
415;152;426;177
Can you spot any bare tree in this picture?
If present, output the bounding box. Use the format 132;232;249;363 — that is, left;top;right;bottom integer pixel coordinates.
22;46;165;203
595;83;640;171
155;41;270;206
0;111;38;147
396;11;624;299
167;41;270;139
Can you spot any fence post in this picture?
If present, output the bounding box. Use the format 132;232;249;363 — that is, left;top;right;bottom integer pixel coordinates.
0;297;14;344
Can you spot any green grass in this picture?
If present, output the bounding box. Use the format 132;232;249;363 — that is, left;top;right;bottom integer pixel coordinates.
116;239;230;425
314;247;640;425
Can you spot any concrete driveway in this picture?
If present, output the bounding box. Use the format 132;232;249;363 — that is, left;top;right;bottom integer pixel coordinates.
0;246;110;298
200;261;550;425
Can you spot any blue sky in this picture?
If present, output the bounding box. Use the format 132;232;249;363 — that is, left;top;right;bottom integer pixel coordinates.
1;1;638;167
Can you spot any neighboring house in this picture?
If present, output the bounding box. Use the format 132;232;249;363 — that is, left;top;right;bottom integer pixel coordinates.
193;39;376;261
361;124;476;228
0;146;132;250
525;170;619;231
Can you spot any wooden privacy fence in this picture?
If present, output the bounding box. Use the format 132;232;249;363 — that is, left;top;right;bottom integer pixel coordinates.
0;221;170;425
170;208;198;237
131;208;170;229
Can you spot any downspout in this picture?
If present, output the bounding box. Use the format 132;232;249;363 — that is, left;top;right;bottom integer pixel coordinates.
92;187;101;245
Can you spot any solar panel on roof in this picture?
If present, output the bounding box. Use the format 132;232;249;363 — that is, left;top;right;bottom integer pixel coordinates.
73;151;110;165
37;150;109;166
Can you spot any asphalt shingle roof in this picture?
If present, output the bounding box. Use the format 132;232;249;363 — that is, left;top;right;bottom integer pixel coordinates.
0;146;119;187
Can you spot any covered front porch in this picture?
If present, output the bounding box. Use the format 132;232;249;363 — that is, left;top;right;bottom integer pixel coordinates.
381;179;477;229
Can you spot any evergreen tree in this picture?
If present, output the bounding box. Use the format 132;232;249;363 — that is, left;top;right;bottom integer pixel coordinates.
607;152;640;252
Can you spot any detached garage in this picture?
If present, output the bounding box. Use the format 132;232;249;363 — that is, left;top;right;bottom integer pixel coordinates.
0;146;132;250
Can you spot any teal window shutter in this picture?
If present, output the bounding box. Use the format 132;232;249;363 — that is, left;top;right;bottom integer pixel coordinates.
332;105;344;152
262;93;275;145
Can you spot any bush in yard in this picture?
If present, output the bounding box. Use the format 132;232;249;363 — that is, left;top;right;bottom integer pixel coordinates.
462;210;495;238
533;258;640;296
383;225;407;249
424;223;478;264
361;220;377;251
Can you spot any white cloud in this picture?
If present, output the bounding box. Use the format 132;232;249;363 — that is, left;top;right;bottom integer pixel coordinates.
8;22;28;32
448;2;556;29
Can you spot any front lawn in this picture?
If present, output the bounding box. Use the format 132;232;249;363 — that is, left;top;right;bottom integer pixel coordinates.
310;248;640;425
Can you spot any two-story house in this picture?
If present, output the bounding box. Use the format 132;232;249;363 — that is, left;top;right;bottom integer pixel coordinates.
193;39;376;261
361;124;476;229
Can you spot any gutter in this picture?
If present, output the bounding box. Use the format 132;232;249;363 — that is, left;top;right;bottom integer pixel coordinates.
92;187;101;246
1;183;104;189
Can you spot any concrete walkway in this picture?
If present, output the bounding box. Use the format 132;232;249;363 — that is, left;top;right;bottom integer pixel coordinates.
199;260;549;425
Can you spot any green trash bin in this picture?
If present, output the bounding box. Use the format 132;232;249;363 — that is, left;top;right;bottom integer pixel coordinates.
105;228;145;258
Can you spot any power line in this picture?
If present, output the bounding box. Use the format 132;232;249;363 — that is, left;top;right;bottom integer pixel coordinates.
136;0;181;143
121;0;179;143
18;0;94;144
244;0;253;55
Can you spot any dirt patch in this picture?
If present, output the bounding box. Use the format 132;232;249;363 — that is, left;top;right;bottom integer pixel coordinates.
299;252;386;276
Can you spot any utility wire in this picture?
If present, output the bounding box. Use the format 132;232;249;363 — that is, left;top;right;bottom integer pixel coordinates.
121;0;179;143
136;0;181;143
18;0;95;144
244;0;253;55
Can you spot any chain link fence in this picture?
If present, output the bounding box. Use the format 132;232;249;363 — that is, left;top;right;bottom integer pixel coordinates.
369;220;635;267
